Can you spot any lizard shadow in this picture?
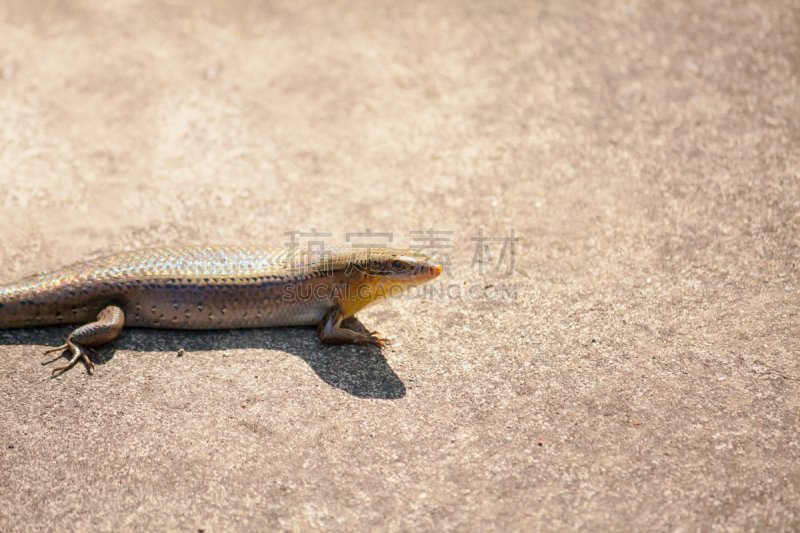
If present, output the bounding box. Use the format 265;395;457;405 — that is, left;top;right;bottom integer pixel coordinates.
0;317;405;399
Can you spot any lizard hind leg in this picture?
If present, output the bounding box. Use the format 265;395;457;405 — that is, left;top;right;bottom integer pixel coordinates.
42;305;125;376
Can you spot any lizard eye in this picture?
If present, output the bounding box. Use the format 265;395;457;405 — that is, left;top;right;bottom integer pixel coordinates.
391;260;404;271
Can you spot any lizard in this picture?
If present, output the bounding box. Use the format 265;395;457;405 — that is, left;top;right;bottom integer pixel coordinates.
0;245;441;375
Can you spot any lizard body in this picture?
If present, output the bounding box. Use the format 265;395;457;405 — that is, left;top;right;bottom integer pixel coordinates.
0;245;441;374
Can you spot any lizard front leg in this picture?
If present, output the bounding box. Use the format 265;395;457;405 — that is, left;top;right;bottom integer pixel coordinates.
317;306;389;348
43;305;125;376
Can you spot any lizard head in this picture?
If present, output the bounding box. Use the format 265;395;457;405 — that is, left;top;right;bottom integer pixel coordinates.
365;248;442;286
337;248;441;317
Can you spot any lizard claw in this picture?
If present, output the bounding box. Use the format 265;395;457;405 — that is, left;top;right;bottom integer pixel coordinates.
358;333;390;348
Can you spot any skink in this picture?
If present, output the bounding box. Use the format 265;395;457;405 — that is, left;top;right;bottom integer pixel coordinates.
0;246;442;374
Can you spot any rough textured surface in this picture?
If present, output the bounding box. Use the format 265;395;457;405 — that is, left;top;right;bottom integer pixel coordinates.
0;0;798;531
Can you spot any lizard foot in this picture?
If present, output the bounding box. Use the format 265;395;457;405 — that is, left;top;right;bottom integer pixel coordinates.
42;341;94;376
318;307;391;348
355;331;390;348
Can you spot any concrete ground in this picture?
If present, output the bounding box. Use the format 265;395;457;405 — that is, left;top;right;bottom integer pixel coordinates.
0;0;798;531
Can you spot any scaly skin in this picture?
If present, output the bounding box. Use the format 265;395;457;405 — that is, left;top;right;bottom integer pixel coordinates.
0;245;441;374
